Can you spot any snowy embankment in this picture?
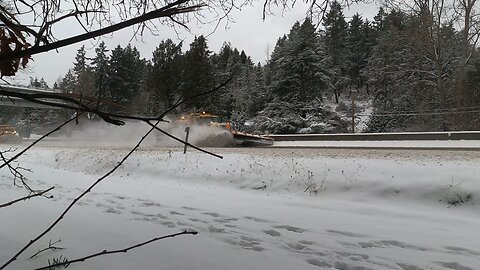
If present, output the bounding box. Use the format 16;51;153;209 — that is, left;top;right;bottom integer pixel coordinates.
1;146;480;270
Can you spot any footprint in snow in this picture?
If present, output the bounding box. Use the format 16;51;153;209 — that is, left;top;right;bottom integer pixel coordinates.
177;221;189;226
334;261;376;270
214;217;238;224
358;240;427;251
104;207;122;214
157;220;176;228
182;206;200;211
189;218;209;224
326;229;370;238
263;229;281;237
273;225;307;233
139;201;163;207
202;212;221;217
76;201;88;206
244;216;273;223
443;246;480;256
437;262;474;270
284;242;311;252
156;213;167;219
334;251;369;261
207;225;225;234
130;210;147;216
358;242;381;249
307;259;332;268
225;236;264;252
396;263;424;270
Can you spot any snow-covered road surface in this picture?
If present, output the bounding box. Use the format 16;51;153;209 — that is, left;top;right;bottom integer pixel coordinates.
1;146;480;270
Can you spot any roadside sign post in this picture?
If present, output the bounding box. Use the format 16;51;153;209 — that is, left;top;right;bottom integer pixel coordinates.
351;90;357;133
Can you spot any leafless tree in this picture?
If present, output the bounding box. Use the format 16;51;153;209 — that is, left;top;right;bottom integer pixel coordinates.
382;0;480;109
454;0;480;107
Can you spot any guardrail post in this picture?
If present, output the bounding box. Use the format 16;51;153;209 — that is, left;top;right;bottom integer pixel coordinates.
183;126;190;154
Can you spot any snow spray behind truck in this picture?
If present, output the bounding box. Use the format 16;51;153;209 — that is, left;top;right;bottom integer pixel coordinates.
176;112;273;147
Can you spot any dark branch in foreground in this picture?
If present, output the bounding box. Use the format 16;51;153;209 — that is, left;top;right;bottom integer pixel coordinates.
34;231;198;270
0;0;203;64
0;120;159;270
0;186;54;208
159;76;233;119
0;77;231;269
0;89;170;125
146;121;223;159
0;148;34;192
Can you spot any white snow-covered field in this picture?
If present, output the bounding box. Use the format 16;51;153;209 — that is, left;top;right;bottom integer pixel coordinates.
1;144;480;270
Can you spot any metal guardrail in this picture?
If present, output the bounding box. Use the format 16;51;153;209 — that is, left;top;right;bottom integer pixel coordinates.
268;131;480;141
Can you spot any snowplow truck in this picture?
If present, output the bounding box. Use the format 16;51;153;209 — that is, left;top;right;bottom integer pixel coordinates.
177;112;273;147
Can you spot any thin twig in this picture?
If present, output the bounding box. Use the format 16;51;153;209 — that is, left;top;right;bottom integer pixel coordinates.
34;231;198;270
158;76;233;119
0;148;36;193
29;239;64;259
0;186;54;208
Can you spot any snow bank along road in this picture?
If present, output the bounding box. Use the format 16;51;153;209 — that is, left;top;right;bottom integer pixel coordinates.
269;132;480;150
27;130;480;150
1;146;480;270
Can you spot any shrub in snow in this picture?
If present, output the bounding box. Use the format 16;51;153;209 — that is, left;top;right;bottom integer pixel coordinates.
243;99;348;134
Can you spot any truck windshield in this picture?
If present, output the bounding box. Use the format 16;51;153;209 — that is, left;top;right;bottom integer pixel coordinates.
200;117;220;124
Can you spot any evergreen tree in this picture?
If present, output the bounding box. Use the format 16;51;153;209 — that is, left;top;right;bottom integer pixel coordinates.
211;42;241;117
29;77;41;88
147;39;184;114
91;41;110;100
360;19;377;94
182;36;215;111
107;44;146;107
347;13;365;89
323;1;348;102
269;19;331;102
73;45;94;96
58;69;76;94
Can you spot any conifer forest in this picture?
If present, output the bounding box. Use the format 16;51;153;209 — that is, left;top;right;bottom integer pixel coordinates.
5;1;480;134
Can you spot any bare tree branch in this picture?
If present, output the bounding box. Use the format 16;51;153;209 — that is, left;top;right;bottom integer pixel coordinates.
0;187;54;208
0;0;204;65
0;119;160;269
29;239;64;259
0;71;233;268
34;231;198;270
146;121;223;159
0;148;33;191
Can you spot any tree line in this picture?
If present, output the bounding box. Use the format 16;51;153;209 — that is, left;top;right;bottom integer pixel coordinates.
35;1;480;132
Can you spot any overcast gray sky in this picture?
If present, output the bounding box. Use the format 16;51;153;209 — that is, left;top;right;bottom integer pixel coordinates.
7;2;378;87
